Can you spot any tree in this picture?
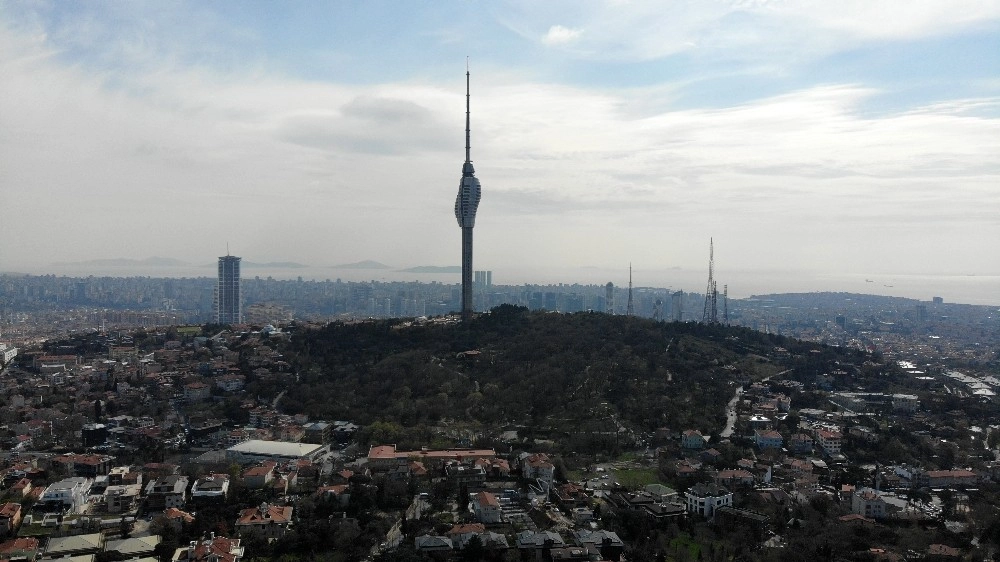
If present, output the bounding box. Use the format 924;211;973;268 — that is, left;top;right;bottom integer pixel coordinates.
462;535;485;562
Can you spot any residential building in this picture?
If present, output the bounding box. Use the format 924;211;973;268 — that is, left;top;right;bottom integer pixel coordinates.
685;483;733;519
0;503;22;535
145;476;189;510
681;430;705;450
754;429;784;450
789;433;814;454
0;537;39;561
235;503;293;540
39;477;92;513
43;533;104;558
184;382;211;402
815;429;843;456
521;453;555;485
172;536;244;562
472;491;503;524
191;474;230;501
215;255;242;325
851;488;886;519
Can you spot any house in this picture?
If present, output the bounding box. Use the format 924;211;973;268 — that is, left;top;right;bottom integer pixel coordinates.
472;491;503;524
716;469;754;488
0;537;39;561
235;503;293;540
681;430;705;450
8;478;32;499
573;529;625;561
414;534;453;557
754;429;783;450
43;533;104;558
105;535;161;558
521;453;555;485
184;382;212;402
215;374;246;393
685;483;733;519
163;507;196;532
39;477;92;513
517;531;566;562
815;429;842;456
851;488;886;519
788;433;814;454
105;484;141;513
923;470;978;488
50;453;114;478
554;483;589;509
171;536;244;562
0;503;22;535
145;475;189;510
314;485;350;507
447;523;485;549
191;474;230;501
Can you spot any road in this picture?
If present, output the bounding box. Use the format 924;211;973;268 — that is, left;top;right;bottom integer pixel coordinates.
719;369;792;439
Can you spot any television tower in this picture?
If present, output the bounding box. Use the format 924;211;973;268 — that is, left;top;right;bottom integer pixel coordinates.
626;264;635;317
702;238;718;324
455;63;482;321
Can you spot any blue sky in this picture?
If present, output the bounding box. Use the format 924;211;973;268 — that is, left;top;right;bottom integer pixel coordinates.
1;1;999;300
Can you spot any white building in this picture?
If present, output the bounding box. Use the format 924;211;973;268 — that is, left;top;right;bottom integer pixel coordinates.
851;488;886;519
40;478;92;513
685;483;733;519
472;491;503;524
226;440;328;465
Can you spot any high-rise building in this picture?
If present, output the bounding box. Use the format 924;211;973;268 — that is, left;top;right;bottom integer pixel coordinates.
215;255;242;324
455;68;482;321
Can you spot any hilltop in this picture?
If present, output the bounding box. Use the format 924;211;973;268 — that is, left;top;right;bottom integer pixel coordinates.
261;306;867;451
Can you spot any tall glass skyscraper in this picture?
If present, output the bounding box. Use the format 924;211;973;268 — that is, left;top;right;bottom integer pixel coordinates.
215;255;241;324
455;69;482;321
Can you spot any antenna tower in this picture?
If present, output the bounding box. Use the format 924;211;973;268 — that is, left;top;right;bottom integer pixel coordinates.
702;238;718;324
626;264;634;317
723;284;729;325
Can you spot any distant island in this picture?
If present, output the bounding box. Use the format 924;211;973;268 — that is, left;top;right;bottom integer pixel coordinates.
53;256;189;267
397;265;461;273
333;260;392;270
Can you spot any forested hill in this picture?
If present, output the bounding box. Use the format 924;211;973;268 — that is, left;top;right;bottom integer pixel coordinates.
266;306;868;448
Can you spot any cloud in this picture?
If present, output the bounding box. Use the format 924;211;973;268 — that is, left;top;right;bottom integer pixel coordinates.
1;4;998;283
542;24;583;46
500;0;1000;63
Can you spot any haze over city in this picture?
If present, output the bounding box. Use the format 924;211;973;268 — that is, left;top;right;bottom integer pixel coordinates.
1;1;998;304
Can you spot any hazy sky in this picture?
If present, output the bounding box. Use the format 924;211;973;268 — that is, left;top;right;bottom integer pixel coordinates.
2;1;999;292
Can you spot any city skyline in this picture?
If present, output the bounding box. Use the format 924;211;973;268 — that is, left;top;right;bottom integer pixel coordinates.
1;2;998;302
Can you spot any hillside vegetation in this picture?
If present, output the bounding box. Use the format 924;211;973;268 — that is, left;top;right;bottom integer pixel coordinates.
264;306;865;450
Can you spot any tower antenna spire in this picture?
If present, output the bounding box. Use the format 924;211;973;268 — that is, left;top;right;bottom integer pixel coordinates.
465;58;471;165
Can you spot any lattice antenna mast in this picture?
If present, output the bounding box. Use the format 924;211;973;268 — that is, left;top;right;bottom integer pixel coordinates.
626;263;635;316
723;284;729;325
702;238;718;323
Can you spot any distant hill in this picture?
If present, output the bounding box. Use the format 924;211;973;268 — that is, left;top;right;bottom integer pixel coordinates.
53;256;189;267
333;260;392;270
398;265;460;273
243;261;308;269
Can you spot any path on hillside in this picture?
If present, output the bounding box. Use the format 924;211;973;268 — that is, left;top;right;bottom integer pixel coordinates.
719;368;792;439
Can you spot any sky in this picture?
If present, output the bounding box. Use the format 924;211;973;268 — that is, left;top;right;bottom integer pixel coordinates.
1;1;999;301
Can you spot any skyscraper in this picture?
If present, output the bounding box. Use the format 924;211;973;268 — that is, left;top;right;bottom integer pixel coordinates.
215;254;242;324
455;67;482;321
